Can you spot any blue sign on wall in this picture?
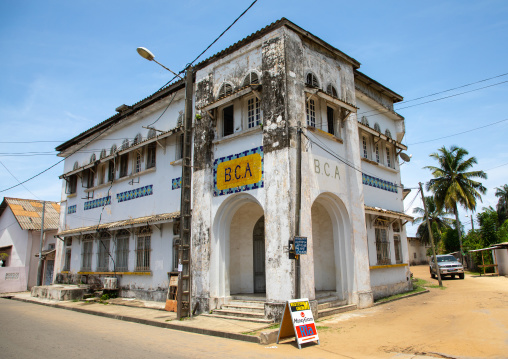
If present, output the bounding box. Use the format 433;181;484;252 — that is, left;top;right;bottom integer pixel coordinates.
294;237;307;255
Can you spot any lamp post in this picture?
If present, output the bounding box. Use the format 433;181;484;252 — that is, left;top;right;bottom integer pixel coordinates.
137;47;193;319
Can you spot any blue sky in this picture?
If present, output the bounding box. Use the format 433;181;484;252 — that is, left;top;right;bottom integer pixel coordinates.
1;0;507;235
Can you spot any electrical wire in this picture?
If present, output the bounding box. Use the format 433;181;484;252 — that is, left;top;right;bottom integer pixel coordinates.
157;0;258;91
0;160;41;200
408;118;508;145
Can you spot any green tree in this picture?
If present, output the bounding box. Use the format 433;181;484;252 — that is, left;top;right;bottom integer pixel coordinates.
495;184;508;224
441;227;460;253
425;146;487;261
413;196;453;245
477;206;499;247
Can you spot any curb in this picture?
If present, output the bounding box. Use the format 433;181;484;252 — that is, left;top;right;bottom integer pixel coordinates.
374;288;430;306
7;296;260;344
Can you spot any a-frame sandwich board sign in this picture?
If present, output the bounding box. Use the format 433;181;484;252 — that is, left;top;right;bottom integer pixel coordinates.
276;298;320;349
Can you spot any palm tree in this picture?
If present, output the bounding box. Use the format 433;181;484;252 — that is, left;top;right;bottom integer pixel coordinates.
413;196;454;245
495;184;508;224
425;146;487;261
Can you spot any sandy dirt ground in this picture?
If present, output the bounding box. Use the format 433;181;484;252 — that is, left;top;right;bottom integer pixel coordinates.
271;265;508;358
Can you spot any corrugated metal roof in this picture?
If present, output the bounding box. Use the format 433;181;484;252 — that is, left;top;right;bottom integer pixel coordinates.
57;211;180;237
1;198;60;231
364;205;414;222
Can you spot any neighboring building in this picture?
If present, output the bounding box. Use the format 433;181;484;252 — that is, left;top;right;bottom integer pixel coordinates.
0;198;60;293
407;236;431;265
54;18;413;317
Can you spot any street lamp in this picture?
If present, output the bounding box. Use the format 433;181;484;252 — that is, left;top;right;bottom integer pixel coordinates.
137;47;193;319
136;47;184;80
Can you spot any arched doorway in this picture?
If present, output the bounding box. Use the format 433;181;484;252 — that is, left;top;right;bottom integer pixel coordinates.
311;193;353;301
211;193;265;299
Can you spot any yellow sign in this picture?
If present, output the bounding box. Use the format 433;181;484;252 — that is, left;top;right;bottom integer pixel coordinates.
216;153;262;190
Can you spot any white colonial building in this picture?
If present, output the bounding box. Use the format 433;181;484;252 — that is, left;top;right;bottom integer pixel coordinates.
55;18;413;318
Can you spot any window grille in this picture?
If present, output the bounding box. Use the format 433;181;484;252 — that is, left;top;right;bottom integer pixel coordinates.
394;235;402;264
374;123;381;133
136;227;151;271
115;230;130;271
147;128;156;139
306;99;316;127
100;149;107;159
64;248;71;271
218;83;233;98
73;161;79;170
121;139;129;150
90;153;96;163
133;133;142;145
362;136;368;159
326;84;338;98
81;239;93;271
385;129;392;139
110;144;117;155
247;97;261;128
386;146;391;168
375;144;380;163
306;73;319;88
243;72;259;86
146;143;156;169
375;227;390;265
97;234;110;272
361;116;369;127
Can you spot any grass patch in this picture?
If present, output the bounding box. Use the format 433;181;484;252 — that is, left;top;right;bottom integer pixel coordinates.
316;325;330;330
375;277;446;303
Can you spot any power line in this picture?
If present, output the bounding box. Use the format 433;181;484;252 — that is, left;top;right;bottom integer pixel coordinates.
0;160;41;200
408;118;508;145
158;0;258;91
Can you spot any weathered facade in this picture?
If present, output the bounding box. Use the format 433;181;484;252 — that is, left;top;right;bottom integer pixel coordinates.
54;18;412;316
0;198;60;293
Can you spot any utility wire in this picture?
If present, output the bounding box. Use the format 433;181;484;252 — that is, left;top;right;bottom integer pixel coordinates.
0;161;41;200
158;0;258;91
408;118;508;145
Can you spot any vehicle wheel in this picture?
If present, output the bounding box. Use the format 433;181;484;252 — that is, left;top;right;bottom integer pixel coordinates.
459;273;465;279
451;274;455;279
430;270;435;279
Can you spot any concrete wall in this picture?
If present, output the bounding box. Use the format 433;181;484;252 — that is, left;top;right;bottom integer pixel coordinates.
408;237;430;265
495;248;508;276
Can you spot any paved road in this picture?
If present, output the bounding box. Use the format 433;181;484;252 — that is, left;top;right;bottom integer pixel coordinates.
0;299;304;359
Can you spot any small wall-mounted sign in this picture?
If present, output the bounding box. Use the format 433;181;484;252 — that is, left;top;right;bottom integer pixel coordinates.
294;236;307;255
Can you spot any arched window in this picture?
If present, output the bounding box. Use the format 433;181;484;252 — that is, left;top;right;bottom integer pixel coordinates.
100;149;107;159
147;128;156;139
90;153;96;163
218;83;233;99
73;161;79;170
326;84;338;98
306;72;319;88
361;116;369;127
385;129;392;139
121;139;129;150
133;133;142;145
242;71;259;86
374;123;381;133
110;144;117;155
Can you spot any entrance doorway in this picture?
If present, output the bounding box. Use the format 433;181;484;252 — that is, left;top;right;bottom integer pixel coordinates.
253;216;265;293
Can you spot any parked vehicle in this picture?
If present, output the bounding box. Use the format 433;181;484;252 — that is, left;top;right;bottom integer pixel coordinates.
430;255;464;279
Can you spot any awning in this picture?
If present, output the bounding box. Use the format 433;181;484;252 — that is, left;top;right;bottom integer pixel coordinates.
364;205;414;222
57;211;180;237
305;89;358;113
200;84;261;113
35;249;56;258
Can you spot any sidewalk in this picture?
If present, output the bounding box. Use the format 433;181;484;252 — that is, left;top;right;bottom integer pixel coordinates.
1;291;277;344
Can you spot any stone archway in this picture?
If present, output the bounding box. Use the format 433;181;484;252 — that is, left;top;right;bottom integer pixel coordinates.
311;193;353;301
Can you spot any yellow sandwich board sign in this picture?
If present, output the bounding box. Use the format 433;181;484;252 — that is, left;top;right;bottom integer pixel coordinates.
277;298;320;349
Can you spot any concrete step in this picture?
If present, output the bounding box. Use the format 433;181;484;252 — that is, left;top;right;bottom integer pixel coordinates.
318;304;357;319
212;308;266;319
318;298;347;310
230;295;266;302
202;313;273;324
221;304;265;313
